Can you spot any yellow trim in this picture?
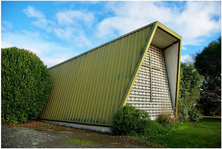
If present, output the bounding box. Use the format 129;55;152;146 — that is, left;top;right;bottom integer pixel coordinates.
175;39;182;116
120;21;182;116
155;21;182;40
156;21;182;116
120;22;158;107
40;21;182;126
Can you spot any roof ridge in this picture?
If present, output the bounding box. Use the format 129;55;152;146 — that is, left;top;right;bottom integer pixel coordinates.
49;21;157;70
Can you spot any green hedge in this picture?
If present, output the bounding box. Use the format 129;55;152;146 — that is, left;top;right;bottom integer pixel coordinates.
111;104;170;137
1;47;51;124
111;104;150;135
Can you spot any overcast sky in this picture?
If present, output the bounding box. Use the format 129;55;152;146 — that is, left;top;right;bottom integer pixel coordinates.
1;1;221;67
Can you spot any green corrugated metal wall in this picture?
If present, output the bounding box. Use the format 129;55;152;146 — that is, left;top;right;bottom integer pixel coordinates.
38;23;154;126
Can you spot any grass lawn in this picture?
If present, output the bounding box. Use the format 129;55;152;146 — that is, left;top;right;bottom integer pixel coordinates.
145;117;221;148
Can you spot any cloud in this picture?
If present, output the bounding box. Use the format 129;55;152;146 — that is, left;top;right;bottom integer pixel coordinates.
53;26;75;40
2;31;43;55
73;30;92;47
23;6;93;47
181;55;194;64
1;31;78;67
54;9;94;45
42;56;68;67
1;41;42;57
4;2;220;67
174;1;221;45
95;1;176;38
2;6;97;67
1;41;14;48
55;10;94;26
1;40;42;58
1;21;13;32
96;1;221;46
23;5;45;18
23;6;56;31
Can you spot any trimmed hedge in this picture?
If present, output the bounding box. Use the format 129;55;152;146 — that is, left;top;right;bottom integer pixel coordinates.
1;47;51;124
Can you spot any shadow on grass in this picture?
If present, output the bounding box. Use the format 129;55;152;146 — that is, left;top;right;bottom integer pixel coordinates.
200;117;221;122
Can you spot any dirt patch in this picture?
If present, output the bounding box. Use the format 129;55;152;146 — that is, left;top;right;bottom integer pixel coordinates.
1;120;152;148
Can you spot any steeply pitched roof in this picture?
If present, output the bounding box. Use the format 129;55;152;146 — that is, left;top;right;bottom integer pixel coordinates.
39;21;182;126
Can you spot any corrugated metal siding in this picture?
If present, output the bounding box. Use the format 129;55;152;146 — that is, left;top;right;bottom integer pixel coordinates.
39;21;182;125
126;46;173;120
151;27;178;49
164;42;179;108
38;25;153;126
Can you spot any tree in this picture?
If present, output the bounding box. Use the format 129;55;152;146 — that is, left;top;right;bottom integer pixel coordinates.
179;63;202;102
194;37;221;116
1;47;52;124
178;63;202;121
194;36;221;92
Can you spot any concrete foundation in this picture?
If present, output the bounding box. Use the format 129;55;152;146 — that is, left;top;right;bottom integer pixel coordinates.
37;119;112;134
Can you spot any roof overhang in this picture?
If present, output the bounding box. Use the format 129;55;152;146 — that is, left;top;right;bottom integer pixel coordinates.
151;22;181;50
150;21;182;116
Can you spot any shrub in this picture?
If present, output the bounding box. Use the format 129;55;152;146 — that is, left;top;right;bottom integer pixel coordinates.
178;98;202;122
156;110;178;126
178;63;202;122
1;47;51;124
188;106;202;121
111;104;171;137
178;98;190;122
111;104;150;136
143;120;169;137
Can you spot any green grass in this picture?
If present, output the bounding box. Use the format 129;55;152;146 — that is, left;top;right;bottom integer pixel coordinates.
146;118;221;148
38;124;50;127
62;138;97;146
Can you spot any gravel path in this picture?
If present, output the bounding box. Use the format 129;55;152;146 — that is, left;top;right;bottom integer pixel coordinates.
2;126;151;148
2;127;74;148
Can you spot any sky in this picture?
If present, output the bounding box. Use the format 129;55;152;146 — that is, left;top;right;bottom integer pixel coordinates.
1;1;221;68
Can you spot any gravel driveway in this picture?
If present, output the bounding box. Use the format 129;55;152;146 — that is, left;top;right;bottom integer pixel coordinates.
2;125;151;148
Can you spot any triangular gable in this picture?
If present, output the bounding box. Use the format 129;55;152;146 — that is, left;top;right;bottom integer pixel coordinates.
126;45;174;120
39;22;156;126
121;21;181;117
39;21;182;126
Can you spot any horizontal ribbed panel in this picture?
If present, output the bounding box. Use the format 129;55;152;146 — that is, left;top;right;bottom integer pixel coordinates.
38;24;153;126
151;27;178;49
